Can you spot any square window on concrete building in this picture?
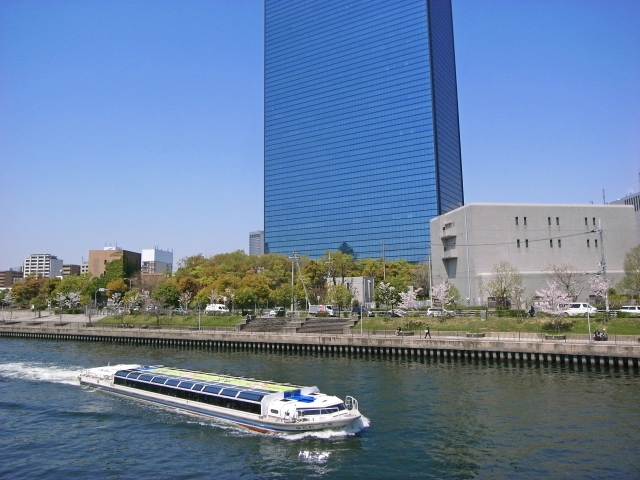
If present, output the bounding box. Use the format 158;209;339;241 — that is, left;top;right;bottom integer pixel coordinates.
556;217;560;226
585;217;588;226
550;239;553;247
525;239;529;248
548;217;551;226
524;217;527;225
515;217;518;226
595;239;598;247
593;217;596;226
558;239;561;247
517;239;520;248
587;239;590;247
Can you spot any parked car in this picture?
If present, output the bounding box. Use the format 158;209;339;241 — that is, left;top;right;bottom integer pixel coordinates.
563;303;597;317
386;309;406;317
146;305;157;311
173;308;188;315
351;306;368;316
269;307;286;317
426;307;453;318
205;304;229;314
619;306;640;317
367;311;376;317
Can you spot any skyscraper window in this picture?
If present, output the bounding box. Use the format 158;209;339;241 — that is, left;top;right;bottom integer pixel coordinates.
264;0;464;261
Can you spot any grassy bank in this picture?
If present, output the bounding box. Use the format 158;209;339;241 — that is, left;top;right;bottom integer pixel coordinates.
354;314;640;335
98;313;244;328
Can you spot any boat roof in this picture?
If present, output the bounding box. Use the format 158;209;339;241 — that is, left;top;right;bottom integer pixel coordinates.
117;365;308;395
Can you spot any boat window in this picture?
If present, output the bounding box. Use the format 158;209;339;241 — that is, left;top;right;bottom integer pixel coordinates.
284;389;301;398
337;403;346;411
178;381;194;390
151;377;168;384
220;388;241;398
126;372;141;379
203;386;221;395
165;379;180;387
238;392;265;402
115;370;130;378
298;409;321;416
270;409;279;414
192;384;205;391
138;374;153;382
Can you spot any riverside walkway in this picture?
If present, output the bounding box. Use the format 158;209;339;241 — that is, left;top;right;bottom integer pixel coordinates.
1;320;639;369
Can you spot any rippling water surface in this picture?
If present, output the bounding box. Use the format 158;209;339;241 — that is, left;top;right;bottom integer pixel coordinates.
1;338;639;479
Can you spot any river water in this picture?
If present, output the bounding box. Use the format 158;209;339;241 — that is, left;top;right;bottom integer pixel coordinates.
1;337;639;479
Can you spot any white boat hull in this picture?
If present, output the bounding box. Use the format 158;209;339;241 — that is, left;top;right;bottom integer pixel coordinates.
80;375;361;434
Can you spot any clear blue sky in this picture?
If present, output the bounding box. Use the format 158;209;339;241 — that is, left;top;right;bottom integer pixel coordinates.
1;0;638;270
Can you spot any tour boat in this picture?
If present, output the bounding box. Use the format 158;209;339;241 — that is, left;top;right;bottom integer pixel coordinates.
79;365;362;434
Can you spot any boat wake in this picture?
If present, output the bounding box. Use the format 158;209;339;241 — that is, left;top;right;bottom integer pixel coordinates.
0;362;81;385
298;450;331;463
282;415;370;440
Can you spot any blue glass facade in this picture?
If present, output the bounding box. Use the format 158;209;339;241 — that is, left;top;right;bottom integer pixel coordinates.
264;0;463;262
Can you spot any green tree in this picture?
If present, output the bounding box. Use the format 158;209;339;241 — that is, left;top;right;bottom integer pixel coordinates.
481;261;524;308
326;283;353;316
11;278;46;306
106;278;128;296
152;282;181;307
620;245;640;297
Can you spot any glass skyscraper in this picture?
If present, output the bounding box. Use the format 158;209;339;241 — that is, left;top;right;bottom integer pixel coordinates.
264;0;464;262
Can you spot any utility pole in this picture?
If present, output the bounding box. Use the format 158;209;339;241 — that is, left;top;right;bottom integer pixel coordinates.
325;254;333;286
598;219;609;313
289;252;296;315
382;240;386;281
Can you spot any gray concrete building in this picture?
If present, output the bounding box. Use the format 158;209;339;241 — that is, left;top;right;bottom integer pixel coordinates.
330;276;375;309
430;203;636;307
610;192;640;244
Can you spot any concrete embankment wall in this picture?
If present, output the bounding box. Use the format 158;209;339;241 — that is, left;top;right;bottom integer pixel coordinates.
1;325;639;369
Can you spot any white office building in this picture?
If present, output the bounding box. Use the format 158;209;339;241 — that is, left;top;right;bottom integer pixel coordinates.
249;231;265;256
430;203;636;307
141;248;173;274
23;254;63;278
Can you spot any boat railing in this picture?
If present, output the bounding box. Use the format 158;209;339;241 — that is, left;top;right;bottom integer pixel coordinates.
345;396;358;412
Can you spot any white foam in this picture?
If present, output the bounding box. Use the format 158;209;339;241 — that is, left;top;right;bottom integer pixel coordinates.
281;415;370;440
298;450;331;463
0;362;82;385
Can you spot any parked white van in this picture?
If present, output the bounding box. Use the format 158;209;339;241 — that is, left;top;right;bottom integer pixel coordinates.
620;306;640;316
205;304;229;314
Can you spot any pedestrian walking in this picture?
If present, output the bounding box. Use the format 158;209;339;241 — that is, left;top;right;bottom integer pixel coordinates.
424;324;431;339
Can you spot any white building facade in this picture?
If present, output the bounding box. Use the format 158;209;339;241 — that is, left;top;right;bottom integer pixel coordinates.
249;231;265;256
141;248;173;274
330;276;375;308
23;254;63;278
430;203;636;307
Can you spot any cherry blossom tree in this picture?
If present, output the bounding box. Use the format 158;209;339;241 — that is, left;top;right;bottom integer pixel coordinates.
589;275;610;312
179;291;192;312
398;288;422;311
535;281;572;330
431;281;458;308
67;292;81;308
375;282;397;311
